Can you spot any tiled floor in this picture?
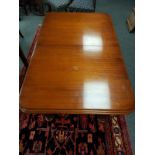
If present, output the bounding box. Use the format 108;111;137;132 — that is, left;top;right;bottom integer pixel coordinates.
20;0;135;153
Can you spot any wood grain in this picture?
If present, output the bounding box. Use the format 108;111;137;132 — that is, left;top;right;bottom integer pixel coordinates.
20;13;134;114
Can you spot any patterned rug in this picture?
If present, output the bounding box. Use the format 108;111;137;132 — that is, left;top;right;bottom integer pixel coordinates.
19;27;133;155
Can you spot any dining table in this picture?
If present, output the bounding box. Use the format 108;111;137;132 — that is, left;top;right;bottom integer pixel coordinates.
19;13;135;114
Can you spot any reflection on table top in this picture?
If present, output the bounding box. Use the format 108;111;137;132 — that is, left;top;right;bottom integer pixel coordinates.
20;13;134;114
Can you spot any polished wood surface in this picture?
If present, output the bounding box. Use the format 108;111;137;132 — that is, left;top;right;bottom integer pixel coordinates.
20;13;134;114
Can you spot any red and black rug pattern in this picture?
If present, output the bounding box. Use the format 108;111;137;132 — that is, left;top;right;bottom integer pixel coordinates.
19;27;133;155
19;113;132;155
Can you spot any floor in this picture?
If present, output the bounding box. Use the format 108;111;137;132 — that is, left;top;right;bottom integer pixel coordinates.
20;0;135;153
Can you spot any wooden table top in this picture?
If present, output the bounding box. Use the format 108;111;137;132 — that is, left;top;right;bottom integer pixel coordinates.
20;13;134;114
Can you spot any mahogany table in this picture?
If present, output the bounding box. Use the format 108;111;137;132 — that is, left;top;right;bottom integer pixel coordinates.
20;13;134;114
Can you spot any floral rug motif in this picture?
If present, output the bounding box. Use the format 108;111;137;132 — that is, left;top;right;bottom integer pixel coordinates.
19;113;132;155
19;27;133;155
